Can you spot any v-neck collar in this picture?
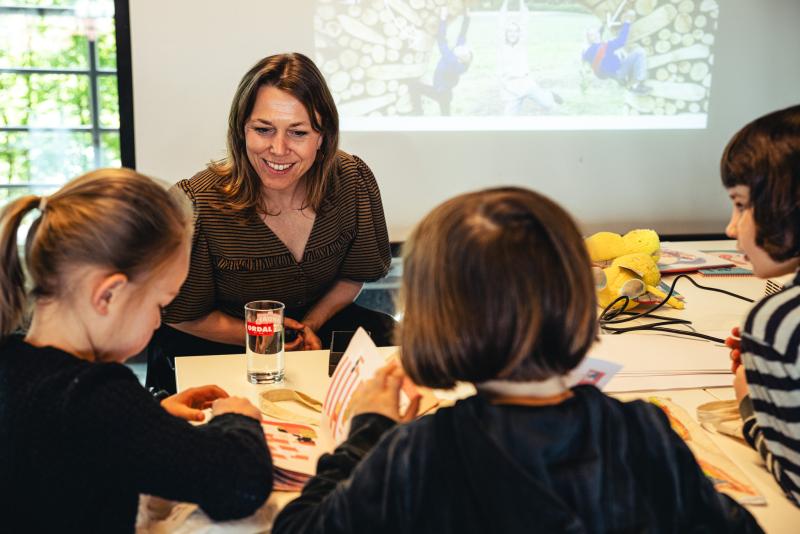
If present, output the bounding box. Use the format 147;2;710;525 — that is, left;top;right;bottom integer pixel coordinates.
252;208;321;265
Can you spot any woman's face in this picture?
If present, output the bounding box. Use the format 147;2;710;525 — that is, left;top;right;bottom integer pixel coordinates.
244;85;323;194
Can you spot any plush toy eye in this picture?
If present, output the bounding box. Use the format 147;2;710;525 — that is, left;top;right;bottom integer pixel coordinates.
619;278;645;298
592;267;607;290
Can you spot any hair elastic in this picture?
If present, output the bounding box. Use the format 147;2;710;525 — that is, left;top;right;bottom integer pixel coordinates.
38;196;48;212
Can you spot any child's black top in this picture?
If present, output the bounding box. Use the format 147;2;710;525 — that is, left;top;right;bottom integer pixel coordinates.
0;335;272;532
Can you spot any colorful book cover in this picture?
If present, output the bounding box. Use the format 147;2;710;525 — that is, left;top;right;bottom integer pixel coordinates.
262;328;438;490
698;250;753;276
649;397;765;505
262;419;325;490
321;328;437;445
657;244;735;274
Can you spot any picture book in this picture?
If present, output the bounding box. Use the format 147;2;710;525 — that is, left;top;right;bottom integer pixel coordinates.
657;243;735;274
321;327;438;445
698;250;753;277
262;327;439;490
262;419;326;491
649;397;765;505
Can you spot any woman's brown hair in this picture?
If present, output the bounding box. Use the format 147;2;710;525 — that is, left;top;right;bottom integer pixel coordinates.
0;168;191;338
398;187;598;389
210;53;340;214
721;104;800;261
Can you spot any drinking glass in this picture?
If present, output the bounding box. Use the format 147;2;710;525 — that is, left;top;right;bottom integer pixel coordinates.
245;300;285;384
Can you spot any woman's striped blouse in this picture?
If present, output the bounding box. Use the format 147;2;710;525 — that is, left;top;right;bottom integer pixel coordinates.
163;151;391;323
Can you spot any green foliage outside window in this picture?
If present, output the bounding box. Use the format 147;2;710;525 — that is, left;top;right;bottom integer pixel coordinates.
0;0;120;201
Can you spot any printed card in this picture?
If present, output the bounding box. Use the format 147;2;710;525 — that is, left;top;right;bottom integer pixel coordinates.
568;357;623;390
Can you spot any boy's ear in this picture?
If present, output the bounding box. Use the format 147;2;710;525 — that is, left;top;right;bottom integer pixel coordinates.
91;273;129;315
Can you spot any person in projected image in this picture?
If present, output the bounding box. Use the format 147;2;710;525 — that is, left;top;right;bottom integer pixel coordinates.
582;8;651;95
409;5;472;116
144;53;395;393
497;0;563;115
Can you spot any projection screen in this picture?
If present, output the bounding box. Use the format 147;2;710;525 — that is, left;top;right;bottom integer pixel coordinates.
130;0;800;240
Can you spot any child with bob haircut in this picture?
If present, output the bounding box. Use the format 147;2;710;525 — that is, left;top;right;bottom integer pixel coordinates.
0;169;272;531
722;104;800;506
273;187;761;533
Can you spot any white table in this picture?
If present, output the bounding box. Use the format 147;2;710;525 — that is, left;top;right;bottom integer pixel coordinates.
166;240;800;532
172;351;799;533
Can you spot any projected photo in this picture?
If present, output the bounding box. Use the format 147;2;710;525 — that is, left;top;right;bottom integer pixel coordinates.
313;0;719;130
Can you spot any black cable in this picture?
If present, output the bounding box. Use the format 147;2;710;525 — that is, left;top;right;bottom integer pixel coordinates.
672;274;755;303
613;318;694;329
599;295;631;322
597;273;754;343
602;325;726;344
612;311;692;324
600;278;676;325
600;274;753;325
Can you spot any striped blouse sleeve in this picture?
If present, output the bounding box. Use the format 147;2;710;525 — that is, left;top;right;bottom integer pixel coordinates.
162;182;217;323
338;156;391;282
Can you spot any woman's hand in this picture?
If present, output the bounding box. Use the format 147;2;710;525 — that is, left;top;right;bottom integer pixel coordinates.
725;326;742;372
211;396;262;421
161;385;229;422
284;317;306;351
734;365;749;403
299;324;322;350
284;317;322;351
349;361;421;423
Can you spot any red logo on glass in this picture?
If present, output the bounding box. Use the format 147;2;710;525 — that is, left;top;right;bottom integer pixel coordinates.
247;322;275;336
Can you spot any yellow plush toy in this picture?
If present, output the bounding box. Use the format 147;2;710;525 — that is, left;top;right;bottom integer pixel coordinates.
586;229;684;310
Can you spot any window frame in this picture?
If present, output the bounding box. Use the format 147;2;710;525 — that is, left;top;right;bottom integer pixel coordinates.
0;0;135;197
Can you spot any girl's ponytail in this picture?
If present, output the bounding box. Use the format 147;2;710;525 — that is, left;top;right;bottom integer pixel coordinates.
0;196;43;338
0;168;191;342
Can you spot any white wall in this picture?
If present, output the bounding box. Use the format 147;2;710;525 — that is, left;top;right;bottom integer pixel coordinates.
130;0;800;240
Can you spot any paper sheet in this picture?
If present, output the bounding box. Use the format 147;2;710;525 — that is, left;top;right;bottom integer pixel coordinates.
587;334;732;392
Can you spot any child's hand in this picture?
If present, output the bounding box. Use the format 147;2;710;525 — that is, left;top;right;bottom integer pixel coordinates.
162;385;229;422
734;365;749;403
725;326;742;372
349;361;421;423
211;396;262;421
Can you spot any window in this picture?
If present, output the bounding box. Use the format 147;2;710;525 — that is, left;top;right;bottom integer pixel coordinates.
0;0;131;204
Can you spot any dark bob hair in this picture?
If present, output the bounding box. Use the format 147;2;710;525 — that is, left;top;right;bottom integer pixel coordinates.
721;104;800;261
398;187;598;389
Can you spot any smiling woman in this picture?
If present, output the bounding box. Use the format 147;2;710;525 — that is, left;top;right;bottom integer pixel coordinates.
145;53;394;393
244;86;323;193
